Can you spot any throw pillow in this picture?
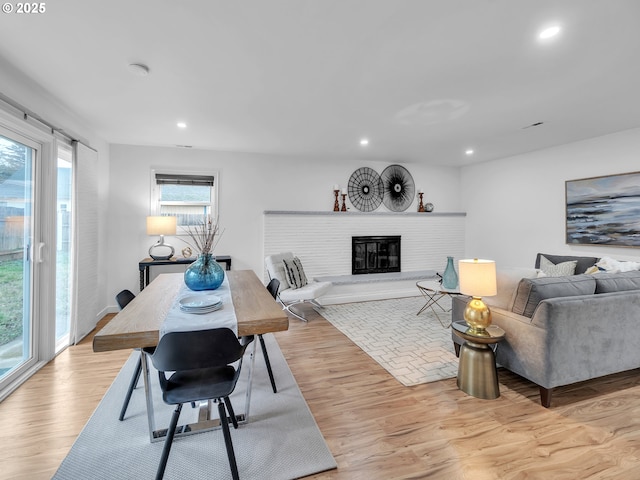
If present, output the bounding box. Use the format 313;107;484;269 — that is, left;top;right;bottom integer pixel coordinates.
596;256;640;273
538;255;577;277
282;257;308;290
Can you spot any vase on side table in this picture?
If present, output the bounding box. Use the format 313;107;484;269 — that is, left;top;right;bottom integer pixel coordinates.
442;256;459;290
184;253;225;291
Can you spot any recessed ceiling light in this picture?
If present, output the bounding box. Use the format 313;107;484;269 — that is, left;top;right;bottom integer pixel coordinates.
177;122;187;129
539;25;561;40
360;138;369;146
128;63;150;76
465;149;474;155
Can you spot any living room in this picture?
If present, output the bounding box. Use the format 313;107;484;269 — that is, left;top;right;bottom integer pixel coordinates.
2;1;640;478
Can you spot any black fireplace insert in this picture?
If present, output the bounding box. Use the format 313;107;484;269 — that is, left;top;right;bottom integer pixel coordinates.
352;235;401;275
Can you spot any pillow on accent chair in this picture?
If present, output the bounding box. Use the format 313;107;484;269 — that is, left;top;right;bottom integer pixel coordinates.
537;255;577;277
282;257;308;289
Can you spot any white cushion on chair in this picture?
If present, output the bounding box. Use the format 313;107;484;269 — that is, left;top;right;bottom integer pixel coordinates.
279;281;332;302
265;252;295;288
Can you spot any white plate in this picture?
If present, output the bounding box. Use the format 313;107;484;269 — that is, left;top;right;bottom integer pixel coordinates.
180;303;223;314
179;294;222;309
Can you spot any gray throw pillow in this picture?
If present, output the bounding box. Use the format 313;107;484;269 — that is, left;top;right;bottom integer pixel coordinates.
535;253;599;275
538;255;577;277
282;257;308;289
511;275;596;317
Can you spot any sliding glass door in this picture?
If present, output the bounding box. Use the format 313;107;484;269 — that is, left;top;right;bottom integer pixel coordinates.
0;132;35;384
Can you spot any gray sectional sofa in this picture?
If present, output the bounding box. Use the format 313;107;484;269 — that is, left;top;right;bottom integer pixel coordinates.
452;253;640;407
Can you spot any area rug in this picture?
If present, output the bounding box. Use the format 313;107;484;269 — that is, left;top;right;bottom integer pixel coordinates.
320;296;458;386
54;334;336;480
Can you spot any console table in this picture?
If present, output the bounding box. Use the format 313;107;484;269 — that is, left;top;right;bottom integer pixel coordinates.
139;255;231;291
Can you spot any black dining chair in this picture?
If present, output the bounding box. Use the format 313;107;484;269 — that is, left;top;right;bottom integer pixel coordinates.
262;278;281;393
115;289;149;422
147;328;254;480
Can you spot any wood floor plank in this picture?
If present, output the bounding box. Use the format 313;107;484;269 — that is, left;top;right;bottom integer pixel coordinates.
2;306;640;479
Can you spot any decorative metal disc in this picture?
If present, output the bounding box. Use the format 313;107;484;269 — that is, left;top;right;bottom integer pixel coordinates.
381;164;415;212
347;167;384;212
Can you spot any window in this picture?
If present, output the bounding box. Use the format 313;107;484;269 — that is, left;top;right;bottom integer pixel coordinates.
151;171;217;229
55;142;73;351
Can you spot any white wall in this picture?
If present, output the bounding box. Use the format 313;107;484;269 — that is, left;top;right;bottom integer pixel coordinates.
107;144;461;304
461;127;640;268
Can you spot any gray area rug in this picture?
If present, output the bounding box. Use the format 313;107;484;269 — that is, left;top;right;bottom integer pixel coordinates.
54;334;336;480
320;296;458;386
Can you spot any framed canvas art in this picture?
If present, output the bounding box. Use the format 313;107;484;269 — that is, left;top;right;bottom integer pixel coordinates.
566;171;640;247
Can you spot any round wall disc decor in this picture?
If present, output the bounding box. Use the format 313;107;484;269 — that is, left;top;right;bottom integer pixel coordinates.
347;167;384;212
381;164;415;212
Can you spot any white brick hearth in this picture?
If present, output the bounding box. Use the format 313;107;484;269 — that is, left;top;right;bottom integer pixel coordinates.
263;211;466;304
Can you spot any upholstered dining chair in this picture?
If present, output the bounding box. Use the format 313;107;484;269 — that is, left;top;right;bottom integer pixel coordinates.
264;252;331;321
146;328;254;480
115;289;149;422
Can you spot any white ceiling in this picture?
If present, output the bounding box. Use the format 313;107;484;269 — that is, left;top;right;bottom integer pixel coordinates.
1;0;639;166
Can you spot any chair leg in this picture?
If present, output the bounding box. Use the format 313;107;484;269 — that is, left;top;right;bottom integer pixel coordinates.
224;396;238;429
218;399;239;480
283;302;308;322
259;334;277;393
156;403;183;480
119;354;142;421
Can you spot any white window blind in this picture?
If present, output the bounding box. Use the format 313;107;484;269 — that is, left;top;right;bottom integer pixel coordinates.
155;173;214;186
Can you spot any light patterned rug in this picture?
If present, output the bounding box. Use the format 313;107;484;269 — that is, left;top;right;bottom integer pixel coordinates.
54;334;336;480
320;296;459;386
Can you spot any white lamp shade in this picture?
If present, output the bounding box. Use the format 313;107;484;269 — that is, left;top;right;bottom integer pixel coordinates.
146;216;177;236
458;259;497;297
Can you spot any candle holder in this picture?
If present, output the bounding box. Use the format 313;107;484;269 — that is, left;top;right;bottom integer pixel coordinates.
333;189;340;211
418;192;425;212
341;193;347;212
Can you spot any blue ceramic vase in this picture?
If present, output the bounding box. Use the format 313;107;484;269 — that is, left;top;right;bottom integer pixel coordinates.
441;256;458;290
184;253;225;291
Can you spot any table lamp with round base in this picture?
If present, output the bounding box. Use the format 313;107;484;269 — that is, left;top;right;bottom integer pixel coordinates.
458;258;497;335
147;216;177;260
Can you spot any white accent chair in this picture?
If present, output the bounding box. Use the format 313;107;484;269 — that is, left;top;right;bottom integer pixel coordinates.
265;252;332;321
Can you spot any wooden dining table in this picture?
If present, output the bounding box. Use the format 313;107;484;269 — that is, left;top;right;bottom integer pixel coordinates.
93;270;289;442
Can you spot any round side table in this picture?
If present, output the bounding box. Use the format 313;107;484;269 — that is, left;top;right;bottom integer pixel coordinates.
451;322;505;400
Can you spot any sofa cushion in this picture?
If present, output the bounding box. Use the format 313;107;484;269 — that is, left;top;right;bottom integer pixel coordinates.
538;255;577;277
484;267;538;310
511;274;596;317
535;253;599;275
594;271;640;293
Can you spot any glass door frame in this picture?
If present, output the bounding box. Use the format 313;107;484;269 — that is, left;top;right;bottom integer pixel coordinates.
0;110;60;401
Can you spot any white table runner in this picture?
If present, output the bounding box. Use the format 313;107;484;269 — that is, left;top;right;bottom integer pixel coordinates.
161;276;238;336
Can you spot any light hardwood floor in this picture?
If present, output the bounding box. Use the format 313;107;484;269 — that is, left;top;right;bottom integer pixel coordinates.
2;306;640;479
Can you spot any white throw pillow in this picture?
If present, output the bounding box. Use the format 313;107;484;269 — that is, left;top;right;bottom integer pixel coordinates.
596;256;640;273
484;267;538;310
537;255;577;277
282;257;308;289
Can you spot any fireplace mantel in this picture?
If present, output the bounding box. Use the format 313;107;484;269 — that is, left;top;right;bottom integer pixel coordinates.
264;210;465;217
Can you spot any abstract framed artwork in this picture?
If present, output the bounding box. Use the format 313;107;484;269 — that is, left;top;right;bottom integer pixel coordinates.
566;171;640;247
